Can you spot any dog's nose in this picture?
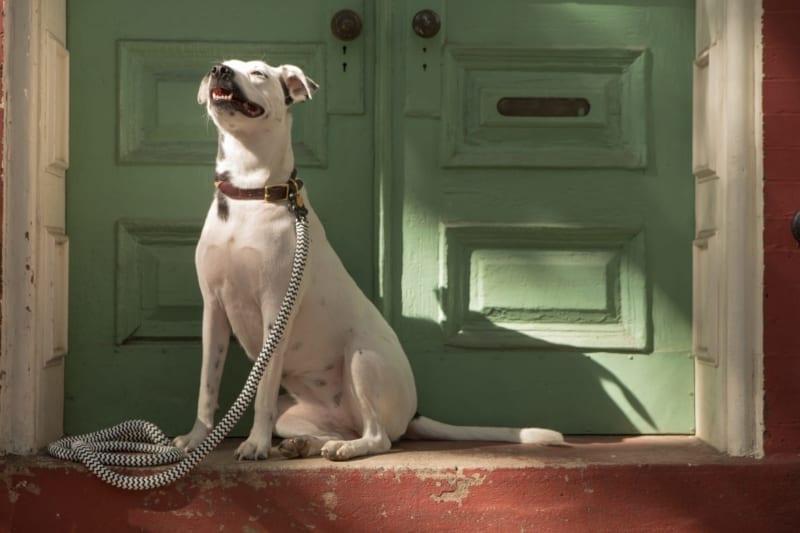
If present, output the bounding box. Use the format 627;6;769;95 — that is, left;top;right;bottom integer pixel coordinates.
210;64;233;80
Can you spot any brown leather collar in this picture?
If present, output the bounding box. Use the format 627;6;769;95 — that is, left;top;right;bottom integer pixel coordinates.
214;170;303;203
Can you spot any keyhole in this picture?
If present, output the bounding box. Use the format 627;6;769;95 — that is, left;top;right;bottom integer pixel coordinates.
342;45;347;55
342;62;348;73
422;63;428;72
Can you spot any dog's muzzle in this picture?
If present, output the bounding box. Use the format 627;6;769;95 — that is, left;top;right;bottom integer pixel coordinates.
208;64;265;118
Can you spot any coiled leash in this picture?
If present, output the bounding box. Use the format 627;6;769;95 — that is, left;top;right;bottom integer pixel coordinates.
48;180;310;490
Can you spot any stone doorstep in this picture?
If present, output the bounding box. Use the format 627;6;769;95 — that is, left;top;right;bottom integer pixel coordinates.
3;437;800;532
9;435;741;474
195;435;739;470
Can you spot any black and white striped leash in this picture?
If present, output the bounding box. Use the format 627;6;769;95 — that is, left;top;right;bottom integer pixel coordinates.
48;200;309;490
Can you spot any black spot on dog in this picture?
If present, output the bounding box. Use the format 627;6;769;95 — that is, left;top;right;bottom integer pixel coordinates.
216;190;229;221
325;363;335;371
314;379;327;388
214;171;231;221
333;392;343;407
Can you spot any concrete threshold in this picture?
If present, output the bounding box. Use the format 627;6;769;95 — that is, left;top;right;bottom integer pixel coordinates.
199;435;735;471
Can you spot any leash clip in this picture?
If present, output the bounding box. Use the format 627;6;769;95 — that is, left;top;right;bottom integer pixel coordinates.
286;177;307;220
288;190;307;220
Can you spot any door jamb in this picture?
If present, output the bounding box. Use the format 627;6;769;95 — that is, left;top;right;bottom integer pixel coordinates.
0;0;69;453
692;0;764;457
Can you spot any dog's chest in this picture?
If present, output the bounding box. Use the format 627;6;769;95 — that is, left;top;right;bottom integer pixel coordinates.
196;201;296;302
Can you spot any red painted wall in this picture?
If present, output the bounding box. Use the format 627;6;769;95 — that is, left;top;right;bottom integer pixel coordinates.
763;0;800;454
0;1;4;335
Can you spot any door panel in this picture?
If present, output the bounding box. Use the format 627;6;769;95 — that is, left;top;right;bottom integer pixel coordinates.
65;0;373;435
394;0;695;434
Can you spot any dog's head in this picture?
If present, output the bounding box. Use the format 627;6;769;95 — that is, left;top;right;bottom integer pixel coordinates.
198;60;318;132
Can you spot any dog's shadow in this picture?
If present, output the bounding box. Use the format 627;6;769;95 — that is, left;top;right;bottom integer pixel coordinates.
210;302;662;441
396;313;660;437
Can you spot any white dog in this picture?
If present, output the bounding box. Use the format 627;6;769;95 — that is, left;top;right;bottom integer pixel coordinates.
173;60;564;461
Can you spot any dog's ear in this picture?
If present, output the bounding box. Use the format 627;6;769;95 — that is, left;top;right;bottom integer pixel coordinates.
197;72;211;105
279;65;319;105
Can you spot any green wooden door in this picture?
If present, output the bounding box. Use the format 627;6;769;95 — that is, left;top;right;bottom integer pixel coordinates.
391;0;695;434
65;0;374;435
67;0;694;436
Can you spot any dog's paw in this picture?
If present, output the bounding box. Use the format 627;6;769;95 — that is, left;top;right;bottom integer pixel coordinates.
234;438;271;461
277;437;313;459
320;440;355;461
173;419;211;451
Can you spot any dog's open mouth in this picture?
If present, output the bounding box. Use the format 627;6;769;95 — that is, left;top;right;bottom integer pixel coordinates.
211;87;265;118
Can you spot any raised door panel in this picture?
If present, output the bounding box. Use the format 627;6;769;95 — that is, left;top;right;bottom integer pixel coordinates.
441;47;648;168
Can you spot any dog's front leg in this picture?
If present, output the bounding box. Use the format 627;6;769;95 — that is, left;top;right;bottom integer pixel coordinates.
174;301;231;451
233;332;286;460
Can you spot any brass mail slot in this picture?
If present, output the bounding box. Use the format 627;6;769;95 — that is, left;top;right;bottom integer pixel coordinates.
497;97;591;117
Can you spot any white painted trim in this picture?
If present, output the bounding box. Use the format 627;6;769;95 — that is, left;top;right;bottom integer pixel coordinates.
0;0;69;454
693;0;764;457
753;1;766;459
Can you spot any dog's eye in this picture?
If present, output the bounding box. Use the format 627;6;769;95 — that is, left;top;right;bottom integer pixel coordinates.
251;71;269;79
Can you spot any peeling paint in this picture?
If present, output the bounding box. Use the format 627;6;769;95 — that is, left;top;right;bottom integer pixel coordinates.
6;479;40;503
173;508;205;520
1;463;35;504
321;491;338;520
416;468;487;507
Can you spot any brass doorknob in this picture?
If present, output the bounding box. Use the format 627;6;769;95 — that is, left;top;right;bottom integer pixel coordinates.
331;9;362;41
412;9;441;38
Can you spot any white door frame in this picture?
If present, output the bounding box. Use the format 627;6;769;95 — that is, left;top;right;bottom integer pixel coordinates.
0;0;69;453
692;0;764;457
1;0;764;456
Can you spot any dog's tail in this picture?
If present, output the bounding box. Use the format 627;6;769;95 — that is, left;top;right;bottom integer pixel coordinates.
405;415;564;445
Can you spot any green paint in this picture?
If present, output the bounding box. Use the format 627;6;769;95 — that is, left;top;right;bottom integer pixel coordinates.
393;0;695;434
67;0;694;437
65;0;376;435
